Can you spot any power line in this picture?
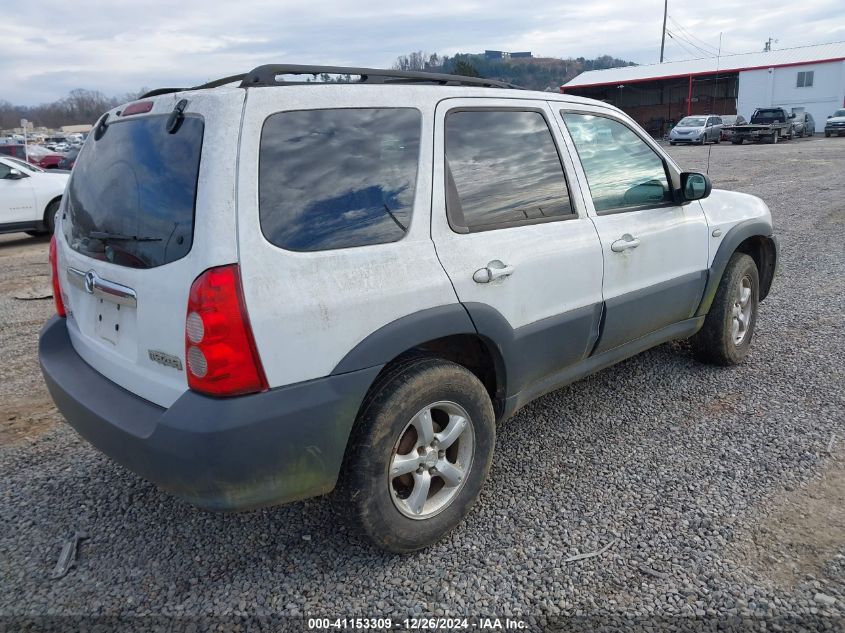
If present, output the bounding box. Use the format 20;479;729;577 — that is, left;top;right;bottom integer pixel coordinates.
667;29;718;58
668;15;737;55
666;30;710;58
667;16;720;54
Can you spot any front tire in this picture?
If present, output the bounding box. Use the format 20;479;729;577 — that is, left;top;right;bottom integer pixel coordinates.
344;357;495;552
691;253;760;366
43;199;59;234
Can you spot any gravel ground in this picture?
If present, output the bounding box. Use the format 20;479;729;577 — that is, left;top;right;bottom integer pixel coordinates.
1;137;843;631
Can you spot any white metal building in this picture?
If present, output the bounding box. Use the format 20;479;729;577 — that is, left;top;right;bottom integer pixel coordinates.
562;42;845;134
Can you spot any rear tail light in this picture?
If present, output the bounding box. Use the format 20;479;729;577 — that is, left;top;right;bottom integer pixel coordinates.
49;235;66;318
185;265;268;397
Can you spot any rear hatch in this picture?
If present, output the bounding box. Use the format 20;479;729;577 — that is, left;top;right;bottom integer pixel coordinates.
56;89;245;408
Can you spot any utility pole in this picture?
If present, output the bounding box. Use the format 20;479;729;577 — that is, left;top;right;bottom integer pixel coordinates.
660;0;668;62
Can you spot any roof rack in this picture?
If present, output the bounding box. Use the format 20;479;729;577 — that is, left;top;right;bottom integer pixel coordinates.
140;64;522;98
141;74;247;98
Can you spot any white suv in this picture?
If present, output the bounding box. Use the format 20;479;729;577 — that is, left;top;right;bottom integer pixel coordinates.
39;65;778;552
0;156;67;235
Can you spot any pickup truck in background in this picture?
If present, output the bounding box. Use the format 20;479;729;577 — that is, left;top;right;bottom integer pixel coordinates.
724;107;795;144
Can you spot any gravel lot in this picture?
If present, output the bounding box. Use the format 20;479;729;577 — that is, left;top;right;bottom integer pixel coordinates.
1;137;843;630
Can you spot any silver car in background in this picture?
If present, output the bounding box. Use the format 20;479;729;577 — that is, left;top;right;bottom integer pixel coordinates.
669;115;723;145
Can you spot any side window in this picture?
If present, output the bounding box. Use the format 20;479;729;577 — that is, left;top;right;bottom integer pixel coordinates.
797;71;815;88
713;117;723;125
0;163;10;179
445;110;573;232
15;147;26;159
562;112;673;213
259;108;421;252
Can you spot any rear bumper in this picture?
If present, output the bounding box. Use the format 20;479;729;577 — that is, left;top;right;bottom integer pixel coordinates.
38;316;380;511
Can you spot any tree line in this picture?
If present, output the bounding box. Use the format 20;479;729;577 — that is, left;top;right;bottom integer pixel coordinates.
0;88;147;130
3;52;634;129
392;51;635;91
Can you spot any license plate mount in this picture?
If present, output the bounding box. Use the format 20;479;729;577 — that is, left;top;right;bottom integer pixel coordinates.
95;298;122;345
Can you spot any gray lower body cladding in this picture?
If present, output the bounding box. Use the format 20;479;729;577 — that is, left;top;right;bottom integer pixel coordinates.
595;270;707;355
38;316;380;511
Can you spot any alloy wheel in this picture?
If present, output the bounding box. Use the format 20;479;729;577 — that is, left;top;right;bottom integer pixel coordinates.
731;275;753;345
388;401;474;520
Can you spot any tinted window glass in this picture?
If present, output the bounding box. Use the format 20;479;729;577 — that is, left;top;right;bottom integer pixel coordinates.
64;115;204;269
259;108;421;252
445;110;572;230
563;112;672;213
0;163;10;178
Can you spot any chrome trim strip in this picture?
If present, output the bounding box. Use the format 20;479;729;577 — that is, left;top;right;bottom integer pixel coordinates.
65;267;85;289
65;267;138;308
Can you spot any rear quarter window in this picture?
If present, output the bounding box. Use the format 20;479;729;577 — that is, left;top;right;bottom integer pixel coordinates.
258;108;422;252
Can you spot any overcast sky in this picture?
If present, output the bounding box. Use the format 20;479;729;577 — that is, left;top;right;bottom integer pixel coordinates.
3;0;844;105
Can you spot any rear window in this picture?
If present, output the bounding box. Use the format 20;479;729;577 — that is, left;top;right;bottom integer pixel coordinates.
259;108;421;252
63;114;204;269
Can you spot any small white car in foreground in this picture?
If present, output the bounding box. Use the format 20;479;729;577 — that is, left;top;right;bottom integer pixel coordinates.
39;65;777;552
0;156;67;235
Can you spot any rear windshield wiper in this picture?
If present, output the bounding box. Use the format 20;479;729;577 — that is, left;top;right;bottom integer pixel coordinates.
89;231;162;242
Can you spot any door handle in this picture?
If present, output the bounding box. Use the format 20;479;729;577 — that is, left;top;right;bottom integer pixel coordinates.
473;260;514;283
611;234;641;253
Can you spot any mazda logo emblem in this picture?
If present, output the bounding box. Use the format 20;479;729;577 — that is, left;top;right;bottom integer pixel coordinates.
84;271;96;294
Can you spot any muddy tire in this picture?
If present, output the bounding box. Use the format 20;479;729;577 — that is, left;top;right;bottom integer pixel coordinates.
342;357;495;552
691;253;760;366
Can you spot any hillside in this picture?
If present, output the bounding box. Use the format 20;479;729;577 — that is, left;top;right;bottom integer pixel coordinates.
393;52;636;92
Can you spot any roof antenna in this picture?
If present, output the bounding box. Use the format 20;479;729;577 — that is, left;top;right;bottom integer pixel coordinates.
706;32;722;176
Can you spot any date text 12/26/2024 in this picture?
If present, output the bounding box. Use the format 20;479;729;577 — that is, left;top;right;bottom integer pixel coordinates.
307;617;528;630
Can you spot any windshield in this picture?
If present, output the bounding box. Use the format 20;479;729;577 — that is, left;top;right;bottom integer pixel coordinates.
834;110;845;118
27;146;51;159
6;156;43;173
678;117;706;127
63;114;204;269
751;109;785;123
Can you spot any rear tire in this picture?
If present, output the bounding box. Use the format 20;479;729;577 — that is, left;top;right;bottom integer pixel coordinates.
732;138;743;145
343;357;495;552
691;253;760;366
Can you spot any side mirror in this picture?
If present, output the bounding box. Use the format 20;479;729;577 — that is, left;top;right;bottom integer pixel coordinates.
680;172;712;202
5;168;26;180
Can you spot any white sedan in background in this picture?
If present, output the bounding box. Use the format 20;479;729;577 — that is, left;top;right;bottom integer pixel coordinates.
0;156;68;236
